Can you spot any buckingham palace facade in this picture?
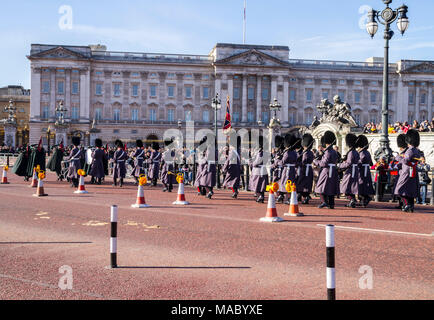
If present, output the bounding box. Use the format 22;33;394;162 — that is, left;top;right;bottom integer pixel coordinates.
27;43;434;146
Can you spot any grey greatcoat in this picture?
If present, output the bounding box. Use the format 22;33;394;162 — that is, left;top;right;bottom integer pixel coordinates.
249;149;269;193
89;148;106;179
160;150;176;185
148;150;162;180
277;149;298;193
358;150;375;196
222;149;241;190
338;149;360;195
132;148;145;178
295;149;314;193
113;149;128;179
67;147;84;179
200;147;216;188
194;149;207;187
313;146;340;196
394;146;421;198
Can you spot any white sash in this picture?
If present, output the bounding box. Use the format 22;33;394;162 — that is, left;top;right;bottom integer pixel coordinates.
305;164;312;177
362;164;370;178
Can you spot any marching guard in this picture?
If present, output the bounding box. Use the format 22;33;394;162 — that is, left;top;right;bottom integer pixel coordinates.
222;143;241;199
131;139;145;185
393;129;422;213
277;134;298;205
67;136;84;188
338;134;360;208
112;140;127;187
89;138;106;185
148;142;162;187
160;139;176;192
296;134;315;204
313;131;340;209
357;135;375;207
249;136;269;203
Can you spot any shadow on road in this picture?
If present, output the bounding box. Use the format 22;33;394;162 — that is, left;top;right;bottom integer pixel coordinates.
116;266;251;270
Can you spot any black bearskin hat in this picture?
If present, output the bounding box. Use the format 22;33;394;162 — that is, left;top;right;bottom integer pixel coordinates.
152;142;160;150
397;134;407;149
275;135;284;149
405;129;420;148
284;134;297;149
322;131;336;146
115;139;123;149
95;138;103;148
320;136;326;148
302;134;314;149
72;136;80;146
136;139;143;148
345;134;358;149
356;135;369;150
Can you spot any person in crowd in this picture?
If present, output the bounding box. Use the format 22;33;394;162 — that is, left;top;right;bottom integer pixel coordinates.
417;156;431;205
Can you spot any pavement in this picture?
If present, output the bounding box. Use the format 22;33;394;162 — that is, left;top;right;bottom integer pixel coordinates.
0;172;433;300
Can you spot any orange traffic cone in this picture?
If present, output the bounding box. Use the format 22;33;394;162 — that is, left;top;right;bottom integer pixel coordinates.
1;166;9;184
33;172;47;197
74;175;88;194
260;183;283;223
29;168;38;188
173;174;189;205
132;176;150;208
284;184;304;217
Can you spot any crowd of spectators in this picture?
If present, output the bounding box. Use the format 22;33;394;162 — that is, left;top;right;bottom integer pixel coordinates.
363;118;434;134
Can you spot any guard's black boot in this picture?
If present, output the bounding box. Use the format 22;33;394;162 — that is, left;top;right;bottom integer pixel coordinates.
318;202;328;209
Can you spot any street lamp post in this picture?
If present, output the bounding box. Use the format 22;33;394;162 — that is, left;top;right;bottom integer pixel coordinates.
366;0;409;161
212;93;222;188
268;98;282;153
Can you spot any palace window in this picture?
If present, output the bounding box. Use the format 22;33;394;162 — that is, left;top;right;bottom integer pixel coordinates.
338;90;345;100
168;109;175;122
305;111;313;125
203;87;209;99
150;109;157;122
262;88;269;101
262;111;269;124
168;85;175;98
322;79;329;84
234;88;240;99
71;107;79;120
131;109;139;121
132;84;139;97
185;86;192;98
421;93;426;104
42;81;50;93
248;87;255;100
408;92;414;104
306;89;313;102
185;110;192;121
233;112;240;123
113;84;121;96
370;91;377;104
72;82;79;95
113;109;120;121
150;85;157;97
57;81;64;94
322;91;329;99
202;110;209;122
95;83;102;95
94;108;102;121
354;91;361;103
42;106;49;119
131;72;140;77
247;111;254;123
290;89;296;101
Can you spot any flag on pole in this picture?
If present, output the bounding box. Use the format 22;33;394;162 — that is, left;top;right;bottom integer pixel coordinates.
37;136;43;152
223;96;232;135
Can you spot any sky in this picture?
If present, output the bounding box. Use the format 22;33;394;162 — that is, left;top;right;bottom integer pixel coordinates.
0;0;433;89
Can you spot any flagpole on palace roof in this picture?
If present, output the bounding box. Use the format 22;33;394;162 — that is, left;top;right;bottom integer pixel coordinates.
243;0;247;44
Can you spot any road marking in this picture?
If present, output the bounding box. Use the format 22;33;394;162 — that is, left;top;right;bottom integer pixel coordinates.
82;220;109;227
0;273;104;299
317;224;433;238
